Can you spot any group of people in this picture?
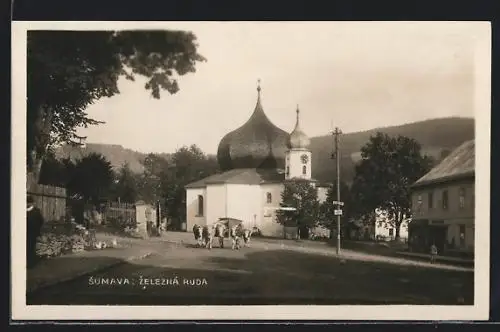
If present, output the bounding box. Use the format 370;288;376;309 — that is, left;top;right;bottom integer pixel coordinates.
192;222;256;250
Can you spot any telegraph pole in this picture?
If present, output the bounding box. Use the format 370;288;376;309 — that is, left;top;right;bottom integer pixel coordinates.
331;127;343;255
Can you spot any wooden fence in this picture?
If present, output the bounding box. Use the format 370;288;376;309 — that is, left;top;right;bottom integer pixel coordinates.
103;201;136;226
27;184;67;222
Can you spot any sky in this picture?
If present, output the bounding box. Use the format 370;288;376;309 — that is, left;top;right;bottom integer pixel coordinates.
77;22;477;155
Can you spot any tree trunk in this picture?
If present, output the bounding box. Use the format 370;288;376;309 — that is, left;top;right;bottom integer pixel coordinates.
395;223;401;241
394;210;401;241
27;106;52;191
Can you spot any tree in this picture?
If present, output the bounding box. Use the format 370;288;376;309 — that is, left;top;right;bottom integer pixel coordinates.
67;153;114;205
161;145;219;228
350;132;434;239
27;30;206;188
319;181;354;238
276;179;320;237
109;162;139;203
136;153;170;204
37;152;68;187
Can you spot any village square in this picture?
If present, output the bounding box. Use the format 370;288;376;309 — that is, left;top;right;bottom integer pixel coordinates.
24;24;475;306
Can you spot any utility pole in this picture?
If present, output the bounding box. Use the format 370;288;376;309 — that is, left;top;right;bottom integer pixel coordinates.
331;127;343;255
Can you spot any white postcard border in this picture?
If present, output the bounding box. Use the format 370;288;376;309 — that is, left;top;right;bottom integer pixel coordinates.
11;21;491;321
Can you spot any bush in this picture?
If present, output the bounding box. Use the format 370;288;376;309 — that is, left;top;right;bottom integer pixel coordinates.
107;216;136;231
124;226;143;238
36;233;87;258
36;222;96;258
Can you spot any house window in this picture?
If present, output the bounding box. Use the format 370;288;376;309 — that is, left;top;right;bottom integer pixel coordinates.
302;165;307;175
389;228;394;237
266;192;272;204
459;188;466;209
442;190;448;210
428;191;434;209
197;195;204;216
459;224;466;247
286;166;290;176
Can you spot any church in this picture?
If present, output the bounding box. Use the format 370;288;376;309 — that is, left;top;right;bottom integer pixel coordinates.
185;83;329;238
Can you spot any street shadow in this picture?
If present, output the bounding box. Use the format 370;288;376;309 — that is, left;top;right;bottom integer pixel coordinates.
327;240;475;268
25;247;474;306
182;243;202;249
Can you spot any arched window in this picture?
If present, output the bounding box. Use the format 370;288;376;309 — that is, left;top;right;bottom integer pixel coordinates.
266;192;272;204
197;195;204;216
302;165;307;175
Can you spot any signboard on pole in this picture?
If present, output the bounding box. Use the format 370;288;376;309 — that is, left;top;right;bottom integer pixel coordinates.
278;207;297;211
334;209;343;216
332;201;344;206
264;206;297;214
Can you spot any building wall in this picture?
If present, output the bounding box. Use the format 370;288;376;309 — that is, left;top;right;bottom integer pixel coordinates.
135;203;157;236
374;216;409;240
224;184;261;229
358;209;409;241
285;149;312;180
317;186;329;204
206;184;228;226
186;187;206;231
411;178;475;251
185;180;331;239
260;183;285;237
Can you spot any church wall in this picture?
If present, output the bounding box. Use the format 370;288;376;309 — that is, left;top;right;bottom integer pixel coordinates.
206;184;228;225
286;150;312;180
260;183;285;237
186;188;206;231
225;184;261;229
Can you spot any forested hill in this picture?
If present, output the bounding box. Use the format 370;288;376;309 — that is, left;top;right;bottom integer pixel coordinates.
55;144;173;173
55;117;474;183
311;117;474;184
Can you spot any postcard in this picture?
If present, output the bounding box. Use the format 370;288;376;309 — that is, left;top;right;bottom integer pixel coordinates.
12;21;491;321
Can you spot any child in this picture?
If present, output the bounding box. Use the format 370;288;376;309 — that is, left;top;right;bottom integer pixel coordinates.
430;243;438;264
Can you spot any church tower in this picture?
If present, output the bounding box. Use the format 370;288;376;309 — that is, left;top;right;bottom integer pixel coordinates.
285;105;312;180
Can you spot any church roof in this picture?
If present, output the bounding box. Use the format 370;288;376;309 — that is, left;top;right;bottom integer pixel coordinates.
216;82;289;171
287;105;310;149
412;139;475;188
185;168;285;189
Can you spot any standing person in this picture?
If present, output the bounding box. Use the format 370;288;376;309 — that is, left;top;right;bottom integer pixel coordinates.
430;243;438;264
27;196;44;269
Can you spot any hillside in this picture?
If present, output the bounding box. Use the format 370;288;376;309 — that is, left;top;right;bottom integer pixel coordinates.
311;117;474;184
55;143;172;173
55;117;474;182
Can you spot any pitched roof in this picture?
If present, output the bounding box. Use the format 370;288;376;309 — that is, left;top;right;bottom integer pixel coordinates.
184;168;285;189
412;139;475;188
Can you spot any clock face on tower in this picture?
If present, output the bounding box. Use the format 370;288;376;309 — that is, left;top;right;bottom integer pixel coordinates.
301;154;309;164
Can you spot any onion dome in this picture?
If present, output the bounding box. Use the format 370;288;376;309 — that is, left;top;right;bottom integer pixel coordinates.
287;105;310;149
217;82;289;171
